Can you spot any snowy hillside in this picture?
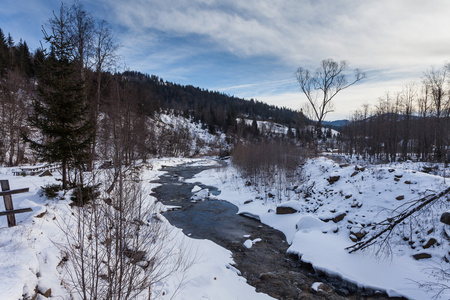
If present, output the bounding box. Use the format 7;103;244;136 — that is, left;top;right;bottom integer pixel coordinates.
189;157;450;300
0;159;270;300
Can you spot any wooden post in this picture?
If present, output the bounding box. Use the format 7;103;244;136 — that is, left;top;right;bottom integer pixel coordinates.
1;180;16;227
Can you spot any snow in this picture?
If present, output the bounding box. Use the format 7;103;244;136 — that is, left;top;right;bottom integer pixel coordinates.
0;158;273;300
191;188;209;202
243;238;262;249
2;154;449;299
188;156;450;300
191;185;202;193
311;282;323;292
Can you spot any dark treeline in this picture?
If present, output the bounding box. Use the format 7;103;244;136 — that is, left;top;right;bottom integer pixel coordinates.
120;70;307;133
340;73;450;162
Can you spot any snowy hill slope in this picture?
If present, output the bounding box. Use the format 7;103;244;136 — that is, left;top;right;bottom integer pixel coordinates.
0;158;271;300
188;157;450;299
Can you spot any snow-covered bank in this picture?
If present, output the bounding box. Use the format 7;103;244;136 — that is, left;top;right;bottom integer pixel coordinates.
188;157;450;300
0;158;272;300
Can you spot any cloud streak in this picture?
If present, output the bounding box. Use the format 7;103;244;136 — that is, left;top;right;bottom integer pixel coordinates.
2;0;450;119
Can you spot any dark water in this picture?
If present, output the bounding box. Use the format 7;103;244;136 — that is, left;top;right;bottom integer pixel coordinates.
151;162;395;300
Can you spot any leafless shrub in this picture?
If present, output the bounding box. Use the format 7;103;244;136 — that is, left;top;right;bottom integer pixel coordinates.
232;140;311;201
57;168;195;299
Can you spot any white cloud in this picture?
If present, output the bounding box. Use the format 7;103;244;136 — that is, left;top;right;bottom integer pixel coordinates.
103;0;450;70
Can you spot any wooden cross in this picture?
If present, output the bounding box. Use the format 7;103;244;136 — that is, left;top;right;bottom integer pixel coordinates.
0;180;32;227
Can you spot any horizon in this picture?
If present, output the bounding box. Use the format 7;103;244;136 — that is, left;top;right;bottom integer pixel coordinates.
2;0;450;121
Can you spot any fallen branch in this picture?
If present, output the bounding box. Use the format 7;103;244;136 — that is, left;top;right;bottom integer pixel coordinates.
346;187;450;253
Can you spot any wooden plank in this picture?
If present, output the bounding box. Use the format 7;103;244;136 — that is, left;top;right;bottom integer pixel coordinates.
1;180;15;227
0;208;33;216
0;188;29;197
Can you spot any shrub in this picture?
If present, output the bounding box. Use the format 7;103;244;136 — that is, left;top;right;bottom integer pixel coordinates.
40;183;62;199
70;184;101;206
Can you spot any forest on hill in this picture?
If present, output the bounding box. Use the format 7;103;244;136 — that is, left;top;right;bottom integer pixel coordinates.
1;0;450;172
0;22;309;169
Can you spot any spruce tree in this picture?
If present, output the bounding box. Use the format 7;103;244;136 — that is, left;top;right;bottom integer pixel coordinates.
24;4;93;190
0;28;8;76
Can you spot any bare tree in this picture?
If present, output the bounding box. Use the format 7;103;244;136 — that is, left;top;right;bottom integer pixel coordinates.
296;58;365;154
399;83;416;160
68;0;94;82
58;167;195;299
423;66;449;160
90;20;120;167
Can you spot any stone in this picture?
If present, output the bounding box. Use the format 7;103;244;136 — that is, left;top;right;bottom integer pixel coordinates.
244;200;253;204
332;212;346;223
268;192;275;198
423;238;437;249
38;286;52;298
259;271;277;280
349;234;358;242
440;211;450;225
311;282;333;294
396;195;405;200
350;171;359;177
35;210;47;218
413;253;432;260
276;206;298;214
327;176;340;184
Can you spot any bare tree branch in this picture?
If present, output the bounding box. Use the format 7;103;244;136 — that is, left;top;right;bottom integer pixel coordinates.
346;186;450;253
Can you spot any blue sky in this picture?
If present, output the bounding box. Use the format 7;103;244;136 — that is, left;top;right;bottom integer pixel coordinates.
2;0;450;120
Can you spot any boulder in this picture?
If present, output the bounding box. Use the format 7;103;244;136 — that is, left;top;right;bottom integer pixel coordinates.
311;282;333;294
38;286;52;298
327;176;340;184
413;253;432;260
440;211;450;225
422;238;437;249
396;195;405;201
332;213;346;223
276;206;298;214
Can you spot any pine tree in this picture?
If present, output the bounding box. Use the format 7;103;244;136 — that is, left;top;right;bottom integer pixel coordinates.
0;28;8;76
24;4;93;190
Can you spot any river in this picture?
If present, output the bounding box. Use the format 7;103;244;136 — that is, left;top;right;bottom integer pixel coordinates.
151;161;395;300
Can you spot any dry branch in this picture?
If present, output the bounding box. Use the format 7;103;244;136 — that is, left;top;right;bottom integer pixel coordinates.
346;186;450;253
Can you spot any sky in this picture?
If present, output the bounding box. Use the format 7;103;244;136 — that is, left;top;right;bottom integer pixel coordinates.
2;0;450;120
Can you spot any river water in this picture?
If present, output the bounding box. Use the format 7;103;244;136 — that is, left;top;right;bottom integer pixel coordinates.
151;162;394;300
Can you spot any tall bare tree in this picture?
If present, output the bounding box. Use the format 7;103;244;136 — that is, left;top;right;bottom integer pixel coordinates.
90;20;119;167
296;59;365;154
423;66;449;160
